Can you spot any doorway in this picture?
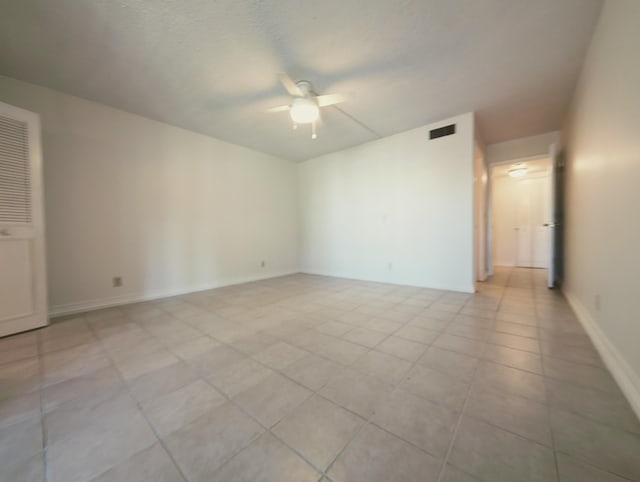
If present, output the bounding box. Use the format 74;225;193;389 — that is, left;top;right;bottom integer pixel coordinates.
490;157;553;270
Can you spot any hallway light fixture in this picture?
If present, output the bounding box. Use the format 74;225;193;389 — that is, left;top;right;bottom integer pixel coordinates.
508;163;528;178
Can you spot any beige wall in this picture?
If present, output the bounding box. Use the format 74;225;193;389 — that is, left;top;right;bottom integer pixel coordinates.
562;0;640;414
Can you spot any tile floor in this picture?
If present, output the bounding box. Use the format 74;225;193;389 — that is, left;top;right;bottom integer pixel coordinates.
1;267;639;482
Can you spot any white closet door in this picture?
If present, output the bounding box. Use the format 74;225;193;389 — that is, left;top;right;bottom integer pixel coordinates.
0;101;48;337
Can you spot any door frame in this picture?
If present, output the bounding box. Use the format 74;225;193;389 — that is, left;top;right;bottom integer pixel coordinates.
487;153;553;274
548;144;565;289
0;101;48;336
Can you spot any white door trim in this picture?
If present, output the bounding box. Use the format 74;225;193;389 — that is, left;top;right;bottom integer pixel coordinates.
0;101;48;336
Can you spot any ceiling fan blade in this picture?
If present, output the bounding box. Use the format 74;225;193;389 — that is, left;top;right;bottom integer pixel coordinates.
316;93;348;107
277;73;303;97
266;104;290;113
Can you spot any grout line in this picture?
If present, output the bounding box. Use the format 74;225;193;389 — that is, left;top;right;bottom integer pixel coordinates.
26;269;632;482
321;296;473;478
168;275;491;478
84;320;190;482
533;268;562;482
434;268;510;482
187;286;459;478
36;328;49;482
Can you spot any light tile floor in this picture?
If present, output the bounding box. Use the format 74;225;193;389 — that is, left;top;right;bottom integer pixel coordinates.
1;267;639;481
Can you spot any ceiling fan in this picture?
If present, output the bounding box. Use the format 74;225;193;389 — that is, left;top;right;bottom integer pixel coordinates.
266;73;348;139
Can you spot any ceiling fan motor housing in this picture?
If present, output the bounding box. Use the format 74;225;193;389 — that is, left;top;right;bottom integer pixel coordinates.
295;80;313;97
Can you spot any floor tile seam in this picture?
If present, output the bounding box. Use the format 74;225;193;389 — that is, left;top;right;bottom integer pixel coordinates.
440;328;493;345
277;344;353;374
83;321;189;482
110;311;214;367
366;417;460;462
337;323;402;342
540;351;608;370
267;419;338;477
541;369;625;396
319;398;395;478
530;272;562;482
201;369;324;479
347;318;441;387
35;324;50;482
198;336;319;406
486;327;541;340
406;321;451;335
545;402;640;437
38;272;624;482
541;361;640;436
433;268;514;481
0;354;41;378
434;338;485;482
460;407;556;448
480;342;545;367
303;307;443;476
296;316;410;367
412;352;479;384
38;328;104;359
39;340;119;372
553;448;637;482
336;319;408;356
542;377;566;482
327;312;474;479
0;347;40;367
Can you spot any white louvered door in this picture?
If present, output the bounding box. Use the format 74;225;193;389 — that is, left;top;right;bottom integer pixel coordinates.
0;101;48;336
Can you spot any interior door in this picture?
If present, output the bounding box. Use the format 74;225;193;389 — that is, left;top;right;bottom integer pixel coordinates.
515;176;551;269
0;101;48;337
515;183;533;267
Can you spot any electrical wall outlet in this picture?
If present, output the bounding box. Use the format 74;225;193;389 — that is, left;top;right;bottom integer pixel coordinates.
113;276;123;287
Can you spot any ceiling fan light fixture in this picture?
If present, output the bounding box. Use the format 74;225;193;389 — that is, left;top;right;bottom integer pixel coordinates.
289;98;319;124
508;163;528;178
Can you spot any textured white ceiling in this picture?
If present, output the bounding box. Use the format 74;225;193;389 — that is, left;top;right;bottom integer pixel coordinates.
0;0;602;161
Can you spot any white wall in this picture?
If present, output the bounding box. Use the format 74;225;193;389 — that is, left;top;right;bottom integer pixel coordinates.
298;113;476;293
487;131;560;165
0;76;299;315
562;0;640;414
473;142;488;281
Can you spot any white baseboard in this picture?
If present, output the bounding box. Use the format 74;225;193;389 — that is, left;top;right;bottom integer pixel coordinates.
49;271;299;317
564;289;640;419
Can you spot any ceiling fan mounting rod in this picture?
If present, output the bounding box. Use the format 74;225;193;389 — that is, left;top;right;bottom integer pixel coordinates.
296;80;312;97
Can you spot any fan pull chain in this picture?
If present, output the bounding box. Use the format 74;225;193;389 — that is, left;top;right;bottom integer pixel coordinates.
292;123;298;130
311;121;317;139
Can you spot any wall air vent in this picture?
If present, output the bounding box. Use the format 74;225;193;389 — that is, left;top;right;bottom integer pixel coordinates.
429;124;456;140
